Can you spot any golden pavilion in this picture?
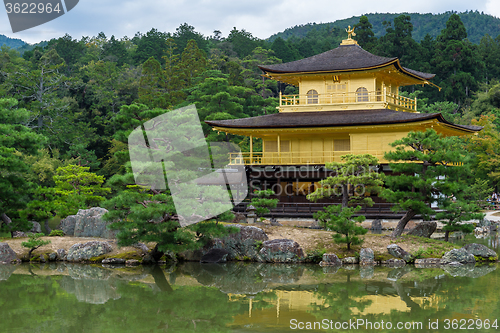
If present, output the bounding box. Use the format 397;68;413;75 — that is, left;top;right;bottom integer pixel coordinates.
205;32;481;209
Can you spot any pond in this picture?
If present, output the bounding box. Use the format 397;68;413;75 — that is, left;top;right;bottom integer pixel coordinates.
0;261;498;333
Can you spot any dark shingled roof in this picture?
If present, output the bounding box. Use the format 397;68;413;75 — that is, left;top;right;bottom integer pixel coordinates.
205;109;482;132
258;44;435;81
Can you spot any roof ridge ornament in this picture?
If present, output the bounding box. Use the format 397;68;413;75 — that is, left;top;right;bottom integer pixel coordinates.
341;25;358;46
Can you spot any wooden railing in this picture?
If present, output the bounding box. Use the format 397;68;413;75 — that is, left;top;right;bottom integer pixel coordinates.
229;150;387;165
279;90;417;112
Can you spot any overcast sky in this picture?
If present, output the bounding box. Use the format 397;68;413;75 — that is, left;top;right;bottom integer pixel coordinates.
2;0;500;44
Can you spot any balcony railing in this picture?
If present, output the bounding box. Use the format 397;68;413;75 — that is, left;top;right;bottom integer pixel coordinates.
229;151;388;165
279;90;417;112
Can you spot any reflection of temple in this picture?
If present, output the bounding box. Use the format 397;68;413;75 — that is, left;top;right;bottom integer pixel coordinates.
206;32;482;216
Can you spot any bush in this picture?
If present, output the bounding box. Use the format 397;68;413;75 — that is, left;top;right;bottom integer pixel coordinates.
49;230;64;237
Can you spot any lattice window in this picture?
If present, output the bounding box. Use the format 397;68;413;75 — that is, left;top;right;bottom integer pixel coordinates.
356;87;369;102
307;89;319;104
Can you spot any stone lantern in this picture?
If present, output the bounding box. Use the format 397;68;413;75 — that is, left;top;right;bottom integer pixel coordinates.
246;205;257;224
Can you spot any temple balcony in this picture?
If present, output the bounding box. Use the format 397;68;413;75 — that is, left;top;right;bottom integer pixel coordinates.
229;151;389;166
278;90;417;113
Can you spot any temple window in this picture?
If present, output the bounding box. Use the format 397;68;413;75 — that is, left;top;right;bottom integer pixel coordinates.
356;87;369;102
307;89;319;104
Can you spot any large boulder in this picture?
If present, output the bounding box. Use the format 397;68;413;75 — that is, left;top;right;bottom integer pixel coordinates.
200;248;230;263
58;207;117;239
406;221;437;238
359;248;375;265
387;244;412;262
462;243;497;260
66;241;113;262
258;239;305;263
319;253;342;266
0;243;17;263
214;224;268;261
441;248;476;265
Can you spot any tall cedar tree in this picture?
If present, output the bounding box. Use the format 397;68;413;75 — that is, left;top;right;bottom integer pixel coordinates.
381;129;469;237
0;98;46;236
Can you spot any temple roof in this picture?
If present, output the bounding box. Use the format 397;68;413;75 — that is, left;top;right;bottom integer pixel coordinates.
258;44;435;81
205;109;481;133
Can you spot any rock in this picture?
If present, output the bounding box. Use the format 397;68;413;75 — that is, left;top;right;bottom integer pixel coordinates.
370;219;382;230
359;248;375;265
0;243;17;263
319;253;342;266
414;258;442;268
387;244;412;262
259;239;305;263
215;224;268;261
131;242;149;253
125;259;140;266
382;259;406;267
342;256;358;264
56;249;66;261
28;221;42;234
462;243;497;260
201;248;229;263
48;252;57;261
406;221;437;238
231;212;246;224
441;248;476;265
12;231;27;238
66;241;113;262
102;258;126;264
270;218;282;226
58;207;117;239
39;254;46;263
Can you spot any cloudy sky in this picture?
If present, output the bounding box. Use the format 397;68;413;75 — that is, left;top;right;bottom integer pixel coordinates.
1;0;500;44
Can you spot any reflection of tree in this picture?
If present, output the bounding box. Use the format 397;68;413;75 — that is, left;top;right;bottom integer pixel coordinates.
311;270;373;321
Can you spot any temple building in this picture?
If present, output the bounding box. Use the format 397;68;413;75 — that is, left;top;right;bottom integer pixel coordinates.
205;32;482;212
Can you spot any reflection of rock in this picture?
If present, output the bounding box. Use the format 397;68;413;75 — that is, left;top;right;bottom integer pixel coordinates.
58;207;117;239
0;243;17;263
180;262;304;295
462;243;497;260
322;265;340;274
442;263;496;278
259;239;305;263
66;241;113;262
59;276;120;304
387;266;412;281
0;263;17;280
382;259;406;267
360;265;374;279
441;248;475;264
67;264;113;280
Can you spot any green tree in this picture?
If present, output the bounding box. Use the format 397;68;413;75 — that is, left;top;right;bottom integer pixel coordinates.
0;98;46;236
180;39;207;87
314;205;367;250
137;57;168;108
250;189;278;219
354;15;376;50
381;129;470;237
21;233;51;259
307;154;383;208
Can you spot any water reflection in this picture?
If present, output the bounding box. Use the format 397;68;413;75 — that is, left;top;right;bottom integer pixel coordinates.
0;262;498;332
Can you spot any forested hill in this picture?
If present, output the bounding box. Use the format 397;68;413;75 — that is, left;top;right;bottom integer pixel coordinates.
268;11;500;44
0;34;26;49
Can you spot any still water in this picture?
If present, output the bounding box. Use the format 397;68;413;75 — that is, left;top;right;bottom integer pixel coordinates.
0;261;498;333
